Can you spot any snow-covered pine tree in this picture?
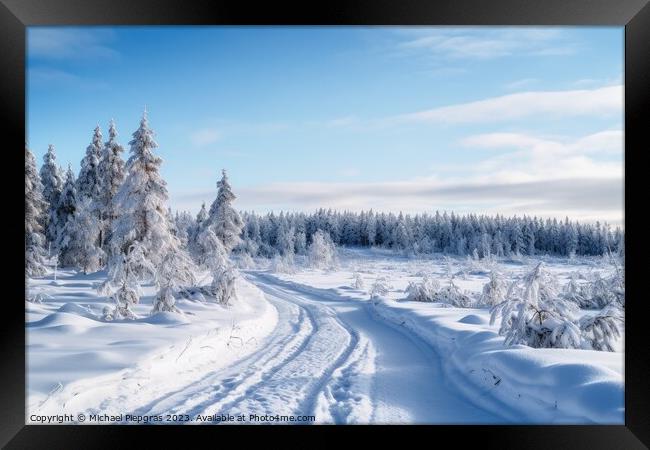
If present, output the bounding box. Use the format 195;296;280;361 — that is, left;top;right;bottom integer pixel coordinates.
110;111;177;271
307;229;338;269
97;119;126;254
109;110;195;313
206;169;244;253
58;196;105;273
39;144;64;247
55;165;78;264
77;125;103;201
25;144;48;277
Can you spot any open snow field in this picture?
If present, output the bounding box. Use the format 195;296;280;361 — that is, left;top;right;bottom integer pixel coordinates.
26;249;623;424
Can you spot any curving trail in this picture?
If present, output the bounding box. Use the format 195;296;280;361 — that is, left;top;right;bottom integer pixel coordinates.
35;271;508;424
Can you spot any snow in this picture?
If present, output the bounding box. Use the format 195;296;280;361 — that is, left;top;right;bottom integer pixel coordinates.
26;268;278;421
26;248;622;424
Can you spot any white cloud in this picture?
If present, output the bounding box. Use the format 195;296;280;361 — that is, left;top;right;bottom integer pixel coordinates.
396;28;577;60
390;85;622;125
173;127;623;226
190;128;221;146
28;28;119;60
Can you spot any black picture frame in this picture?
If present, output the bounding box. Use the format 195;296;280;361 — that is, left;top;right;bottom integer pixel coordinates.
2;0;648;447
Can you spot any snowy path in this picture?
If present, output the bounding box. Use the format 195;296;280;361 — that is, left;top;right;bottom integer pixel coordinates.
31;271;509;424
244;272;505;424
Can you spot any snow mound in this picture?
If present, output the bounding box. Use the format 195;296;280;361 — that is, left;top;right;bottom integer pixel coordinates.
458;314;486;325
27;310;101;329
138;311;191;325
57;303;98;320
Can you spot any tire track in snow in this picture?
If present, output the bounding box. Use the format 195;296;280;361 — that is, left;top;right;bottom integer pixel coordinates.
193;276;359;421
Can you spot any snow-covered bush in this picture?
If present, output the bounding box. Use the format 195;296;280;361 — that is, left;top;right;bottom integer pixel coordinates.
562;274;591;308
270;254;295;274
352;272;365;290
434;278;473;307
151;249;197;314
479;271;507;307
405;275;440;302
308;230;338;269
579;303;624;352
490;263;582;349
209;265;238;306
369;276;392;300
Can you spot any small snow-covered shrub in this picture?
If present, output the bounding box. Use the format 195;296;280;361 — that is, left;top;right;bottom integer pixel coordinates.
151;248;196;314
434;278;473;307
369;276;392;300
308;230;338;270
579;303;624;352
151;286;181;314
210;265;238;306
490;263;583;349
352;272;365;290
405;275;440;302
479;271;507;307
491;262;624;352
562;274;591;308
270;254;296;274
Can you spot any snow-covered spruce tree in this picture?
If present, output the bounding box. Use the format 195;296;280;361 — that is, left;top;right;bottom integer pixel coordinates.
58;196;105;273
206;169;245;253
99;241;154;320
308;230;338;269
490;263;582;349
39;144;64;247
405;274;440;302
479;271;507;307
195;226;237;305
77;125;103;201
110;111;175;271
25;144;48;277
188;202;208;261
109;111;195;313
54;165;77;264
97;119;126;254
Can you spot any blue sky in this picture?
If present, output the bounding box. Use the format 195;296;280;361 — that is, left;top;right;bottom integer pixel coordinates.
26;27;624;225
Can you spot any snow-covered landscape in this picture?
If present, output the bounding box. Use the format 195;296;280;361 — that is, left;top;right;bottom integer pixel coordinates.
26;27;625;425
25;114;625;425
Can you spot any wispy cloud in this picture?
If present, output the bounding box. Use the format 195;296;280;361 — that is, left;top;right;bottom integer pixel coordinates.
395;28;578;60
28;28;119;60
389;85;622;125
173;128;623;225
190;127;221;146
28;67;109;90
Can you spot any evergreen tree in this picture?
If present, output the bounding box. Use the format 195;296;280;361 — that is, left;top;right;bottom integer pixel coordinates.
204;169;244;253
55;165;78;263
110;111;170;267
97;119;126;254
39;144;64;246
77;125;103;201
25;144;48;277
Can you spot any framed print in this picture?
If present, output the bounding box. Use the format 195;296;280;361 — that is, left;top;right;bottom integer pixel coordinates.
2;0;649;447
